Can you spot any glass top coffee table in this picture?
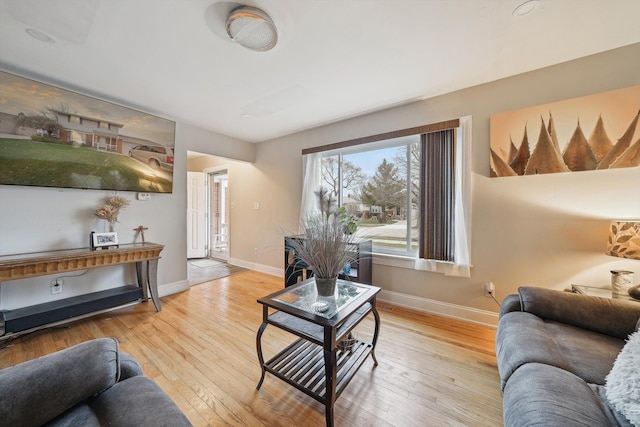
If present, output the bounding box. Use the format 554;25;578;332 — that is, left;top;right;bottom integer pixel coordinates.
256;278;381;427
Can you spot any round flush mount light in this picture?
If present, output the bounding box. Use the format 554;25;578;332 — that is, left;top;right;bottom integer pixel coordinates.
512;0;539;16
226;6;277;52
25;28;55;43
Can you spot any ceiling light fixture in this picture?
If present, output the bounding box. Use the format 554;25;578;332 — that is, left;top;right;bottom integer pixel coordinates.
226;6;277;52
25;28;55;43
512;0;539;17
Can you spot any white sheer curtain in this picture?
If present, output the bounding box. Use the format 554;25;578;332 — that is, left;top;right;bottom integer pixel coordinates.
415;115;472;277
300;152;322;221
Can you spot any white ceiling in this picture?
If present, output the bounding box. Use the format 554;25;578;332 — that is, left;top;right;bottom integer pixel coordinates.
1;0;639;144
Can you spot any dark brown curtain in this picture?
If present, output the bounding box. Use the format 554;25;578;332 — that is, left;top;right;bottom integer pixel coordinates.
420;129;455;261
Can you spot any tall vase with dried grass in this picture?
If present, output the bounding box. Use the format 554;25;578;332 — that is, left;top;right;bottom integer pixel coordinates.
289;187;356;297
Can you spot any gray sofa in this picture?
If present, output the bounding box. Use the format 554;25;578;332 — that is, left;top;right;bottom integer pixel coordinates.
496;286;640;426
0;337;192;427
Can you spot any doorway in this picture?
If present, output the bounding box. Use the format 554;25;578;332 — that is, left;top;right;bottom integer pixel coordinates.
186;158;236;285
207;168;229;261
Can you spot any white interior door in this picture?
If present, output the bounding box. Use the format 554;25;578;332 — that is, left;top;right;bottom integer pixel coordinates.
208;170;229;261
187;171;207;258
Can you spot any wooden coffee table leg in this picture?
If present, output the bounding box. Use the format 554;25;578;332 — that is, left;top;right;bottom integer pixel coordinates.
256;306;269;390
323;348;337;427
371;304;381;366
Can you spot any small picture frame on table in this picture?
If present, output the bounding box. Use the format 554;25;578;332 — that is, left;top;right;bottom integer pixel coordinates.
90;232;119;250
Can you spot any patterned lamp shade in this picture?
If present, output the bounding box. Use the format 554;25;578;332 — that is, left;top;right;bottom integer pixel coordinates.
606;221;640;260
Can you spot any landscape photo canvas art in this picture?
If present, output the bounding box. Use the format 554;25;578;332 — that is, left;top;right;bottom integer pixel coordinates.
0;70;176;193
490;86;640;177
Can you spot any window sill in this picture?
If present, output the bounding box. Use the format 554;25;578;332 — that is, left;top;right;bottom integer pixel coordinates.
372;253;417;269
372;253;471;277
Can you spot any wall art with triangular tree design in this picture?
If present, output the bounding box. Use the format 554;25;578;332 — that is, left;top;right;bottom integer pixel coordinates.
490;86;640;177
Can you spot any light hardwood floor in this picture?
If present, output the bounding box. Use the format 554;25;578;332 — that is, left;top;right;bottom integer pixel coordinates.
0;271;504;426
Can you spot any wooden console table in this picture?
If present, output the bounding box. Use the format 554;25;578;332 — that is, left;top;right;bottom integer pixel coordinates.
0;242;164;338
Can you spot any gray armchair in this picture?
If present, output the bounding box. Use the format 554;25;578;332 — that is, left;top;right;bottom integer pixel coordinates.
0;337;192;427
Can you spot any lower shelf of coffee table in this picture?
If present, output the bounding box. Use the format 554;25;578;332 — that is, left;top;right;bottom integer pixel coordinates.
264;337;373;403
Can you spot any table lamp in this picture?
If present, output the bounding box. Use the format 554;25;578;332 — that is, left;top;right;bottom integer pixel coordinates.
606;221;640;298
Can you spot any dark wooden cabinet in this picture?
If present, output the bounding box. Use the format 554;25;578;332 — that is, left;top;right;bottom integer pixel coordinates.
284;236;372;286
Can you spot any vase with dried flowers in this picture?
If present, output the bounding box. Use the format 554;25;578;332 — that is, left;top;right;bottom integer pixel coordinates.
288;187;357;297
94;196;130;232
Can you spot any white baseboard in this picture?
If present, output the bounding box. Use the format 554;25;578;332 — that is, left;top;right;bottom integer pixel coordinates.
159;279;189;297
378;289;499;328
228;257;283;278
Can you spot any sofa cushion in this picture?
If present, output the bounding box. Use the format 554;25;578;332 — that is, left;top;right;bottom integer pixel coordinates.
89;376;192;426
0;337;120;427
497;311;625;389
503;363;631;427
44;404;101;427
518;286;640;339
606;330;640;424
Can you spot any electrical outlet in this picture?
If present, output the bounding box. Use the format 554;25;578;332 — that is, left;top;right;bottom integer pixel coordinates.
51;278;63;294
254;247;259;255
485;281;495;296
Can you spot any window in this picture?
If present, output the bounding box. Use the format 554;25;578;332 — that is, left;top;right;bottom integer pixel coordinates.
302;117;472;277
320;136;420;257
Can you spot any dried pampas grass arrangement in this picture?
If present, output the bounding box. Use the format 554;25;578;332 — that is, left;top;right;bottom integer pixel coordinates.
95;195;129;232
288;187;356;280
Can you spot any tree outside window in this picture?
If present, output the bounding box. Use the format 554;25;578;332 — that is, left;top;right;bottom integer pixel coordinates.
320;137;421;256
